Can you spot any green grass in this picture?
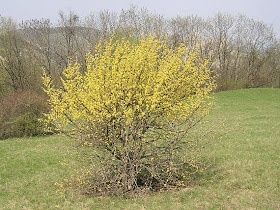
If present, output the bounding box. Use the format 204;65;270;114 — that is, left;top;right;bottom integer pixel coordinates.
1;88;280;209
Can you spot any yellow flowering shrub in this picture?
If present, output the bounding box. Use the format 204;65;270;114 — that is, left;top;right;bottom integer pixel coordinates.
43;37;215;195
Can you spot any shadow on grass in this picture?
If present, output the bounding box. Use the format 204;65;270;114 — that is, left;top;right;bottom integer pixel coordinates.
188;157;225;188
77;157;225;200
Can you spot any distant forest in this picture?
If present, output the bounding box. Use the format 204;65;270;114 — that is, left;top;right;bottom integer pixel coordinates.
0;6;279;97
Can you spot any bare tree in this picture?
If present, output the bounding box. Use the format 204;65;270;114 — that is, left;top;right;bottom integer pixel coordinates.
0;17;39;91
21;19;54;75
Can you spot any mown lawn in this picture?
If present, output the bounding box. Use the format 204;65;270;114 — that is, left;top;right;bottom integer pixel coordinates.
0;88;279;209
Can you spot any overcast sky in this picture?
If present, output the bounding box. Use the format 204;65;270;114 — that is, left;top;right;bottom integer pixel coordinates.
1;0;279;35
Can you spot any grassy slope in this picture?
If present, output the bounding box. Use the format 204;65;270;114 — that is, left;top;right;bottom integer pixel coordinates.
0;88;279;209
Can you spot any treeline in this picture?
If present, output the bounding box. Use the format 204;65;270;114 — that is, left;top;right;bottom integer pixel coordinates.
0;6;279;138
1;7;280;95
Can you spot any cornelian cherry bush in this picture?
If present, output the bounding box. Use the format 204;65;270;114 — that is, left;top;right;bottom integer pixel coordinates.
43;37;215;195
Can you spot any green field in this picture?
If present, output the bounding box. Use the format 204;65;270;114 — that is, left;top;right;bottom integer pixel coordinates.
0;88;279;209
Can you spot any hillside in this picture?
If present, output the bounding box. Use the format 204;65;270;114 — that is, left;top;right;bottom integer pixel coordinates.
0;88;279;209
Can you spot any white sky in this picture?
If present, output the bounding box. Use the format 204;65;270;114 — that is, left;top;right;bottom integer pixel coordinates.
0;0;279;35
